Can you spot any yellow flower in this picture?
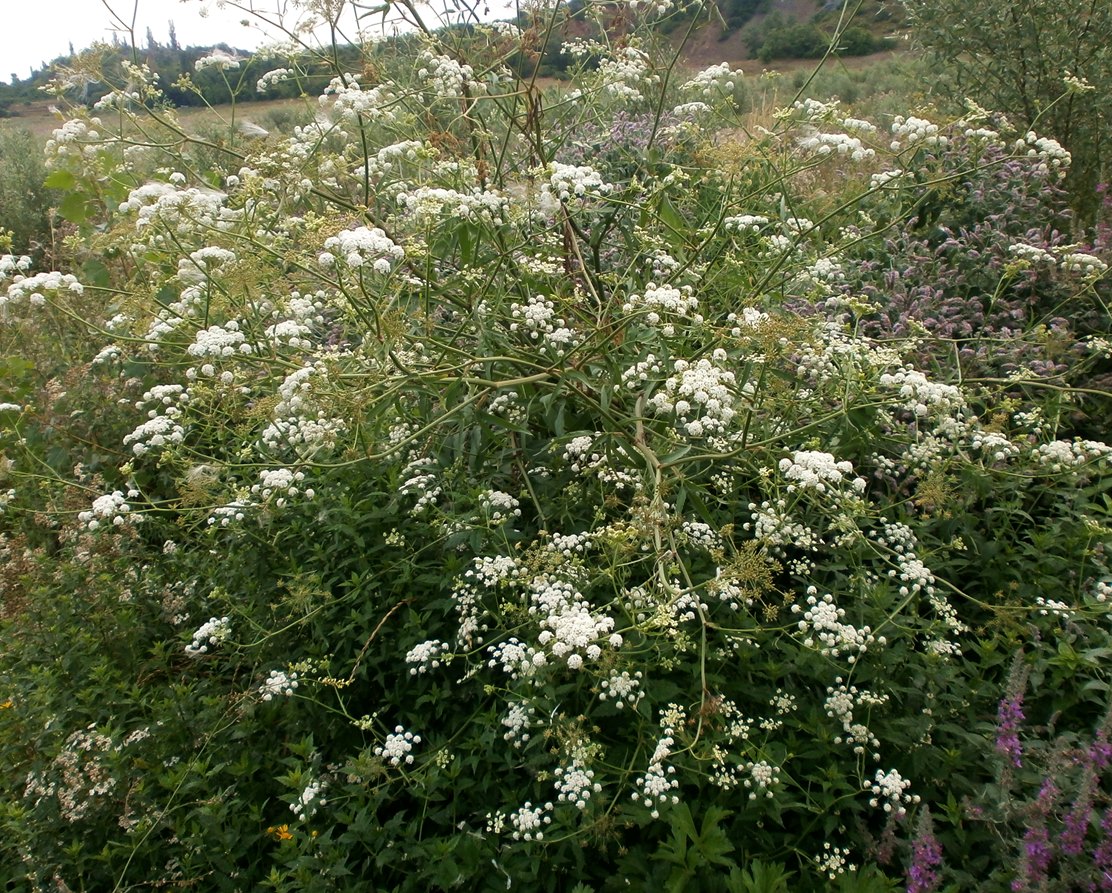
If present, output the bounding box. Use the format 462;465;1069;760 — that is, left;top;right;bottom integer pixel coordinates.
0;699;13;710
266;824;293;842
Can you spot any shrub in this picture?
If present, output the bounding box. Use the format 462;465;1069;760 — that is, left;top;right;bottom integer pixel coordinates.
1;4;1111;890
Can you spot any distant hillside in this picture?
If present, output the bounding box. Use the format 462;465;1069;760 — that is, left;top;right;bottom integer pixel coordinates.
0;0;905;118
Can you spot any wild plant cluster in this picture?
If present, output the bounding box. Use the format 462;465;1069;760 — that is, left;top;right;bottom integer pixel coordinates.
1;1;1111;890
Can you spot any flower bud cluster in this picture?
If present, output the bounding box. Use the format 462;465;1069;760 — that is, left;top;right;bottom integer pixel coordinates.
417;52;476;98
680;63;737;99
622;283;702;333
797;130;875;162
555;759;602;809
405;639;449;674
508;294;579;356
744;760;780;800
600;670;644;708
648;356;737;438
319;226;404;274
259;669;299;700
867;768;920;817
633;730;680;818
79;490;140;530
1;270;83;313
186;616;231;655
792;589;875;660
375;726;422;767
779;450;864;494
321;74;398;124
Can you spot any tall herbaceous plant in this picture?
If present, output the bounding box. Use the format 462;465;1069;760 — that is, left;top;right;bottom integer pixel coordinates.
1;0;1111;889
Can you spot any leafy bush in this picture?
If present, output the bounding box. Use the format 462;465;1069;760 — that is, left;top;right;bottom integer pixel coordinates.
2;3;1112;891
0;128;52;254
902;0;1112;225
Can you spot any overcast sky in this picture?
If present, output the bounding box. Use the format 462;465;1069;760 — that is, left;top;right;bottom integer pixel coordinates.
0;0;375;82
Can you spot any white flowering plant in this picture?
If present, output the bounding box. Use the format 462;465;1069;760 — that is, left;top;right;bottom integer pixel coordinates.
1;1;1112;890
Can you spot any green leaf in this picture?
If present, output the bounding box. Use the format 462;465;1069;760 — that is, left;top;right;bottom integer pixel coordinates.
57;191;90;224
43;169;76;190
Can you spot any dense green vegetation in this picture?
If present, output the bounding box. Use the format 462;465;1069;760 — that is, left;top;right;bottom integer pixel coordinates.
1;1;1111;890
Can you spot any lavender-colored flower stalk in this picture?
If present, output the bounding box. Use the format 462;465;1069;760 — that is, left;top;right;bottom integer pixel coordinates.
907;808;943;893
1093;807;1112;891
1059;768;1095;857
996;693;1025;768
996;658;1029;769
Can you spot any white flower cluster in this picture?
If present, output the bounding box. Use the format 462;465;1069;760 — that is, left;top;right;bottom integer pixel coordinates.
187;321;254;359
208;500;248;528
1034;439;1112;472
723;214;770;234
1008;242;1057;265
177;246;237;284
600;670;644;707
815;843;856;880
530;575;617;670
554;759;602;809
680;62;737;99
487;637;542;678
291;778;325;820
825;679;887;757
1059;251;1108;276
797;129;875;162
509;801;552;841
261;364;345;456
509;294;579;356
866;768;919;817
622;283;702;334
598;46;657;101
0;253;32;284
870;169;904;190
790;97;841;123
195;50;240;72
417;52;475;98
792;588;875;660
649;356;737;438
124;384;190;457
186;616;231;656
405;639;449;674
259;669;299;700
78;490;140;530
879;367;965;418
1015;130;1070;174
633;730;680;818
778;450;864;494
319;226;404;274
890;115;948;151
621;355;663;391
502;701;535;746
560;434;638;490
743;760;780;800
1035;597;1072;619
400;457;441;515
396;186;507;224
375;726;422;767
546;162;612;203
256;67;292;93
321;74;398;125
251;468;313;508
479;489;521;522
121;184;241;239
44;118;102;167
746;498;819;551
1;269;84;313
